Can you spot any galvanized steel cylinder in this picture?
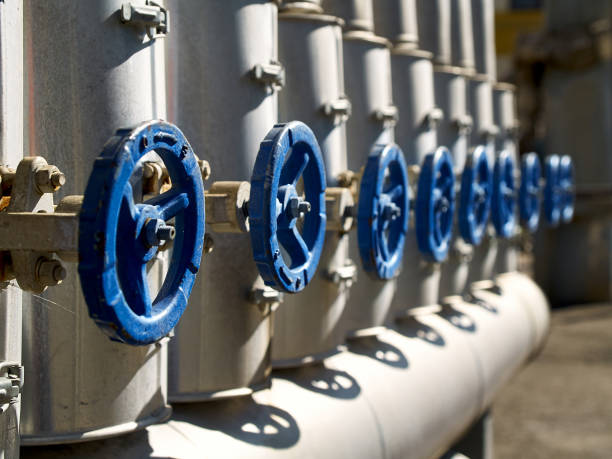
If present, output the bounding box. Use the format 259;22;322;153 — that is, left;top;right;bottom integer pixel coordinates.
416;0;451;65
322;0;374;32
342;30;397;336
466;75;498;285
274;12;352;366
374;0;419;47
450;0;476;72
434;66;473;299
0;1;23;456
165;0;279;401
22;0;169;444
390;47;443;314
493;83;519;275
470;0;496;81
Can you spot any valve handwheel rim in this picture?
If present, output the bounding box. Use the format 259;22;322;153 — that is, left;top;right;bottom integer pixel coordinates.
459;146;492;245
559;155;575;223
416;147;455;263
79;120;205;345
357;143;410;280
544;154;562;226
519;152;541;232
491;151;517;238
250;121;327;293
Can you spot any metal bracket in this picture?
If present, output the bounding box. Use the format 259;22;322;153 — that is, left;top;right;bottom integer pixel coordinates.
1;157;70;293
250;285;283;315
373;105;399;126
120;1;169;40
452;115;473;135
322;96;352;123
0;362;23;405
251;61;285;91
205;181;251;233
327;260;357;285
424;108;444;129
325;186;355;233
480;125;500;141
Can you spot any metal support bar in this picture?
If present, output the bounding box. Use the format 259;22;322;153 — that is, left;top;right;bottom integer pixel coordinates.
0;212;79;255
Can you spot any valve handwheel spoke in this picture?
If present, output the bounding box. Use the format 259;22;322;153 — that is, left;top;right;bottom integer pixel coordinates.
144;187;190;220
519;152;541;232
250;121;327;293
416;147;455;262
358;143;410;280
491;151;517;238
79;120;205;345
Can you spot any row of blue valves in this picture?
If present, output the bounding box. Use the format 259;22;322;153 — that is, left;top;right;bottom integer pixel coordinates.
7;118;573;347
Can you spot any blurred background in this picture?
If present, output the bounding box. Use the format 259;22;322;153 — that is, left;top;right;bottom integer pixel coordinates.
493;1;612;457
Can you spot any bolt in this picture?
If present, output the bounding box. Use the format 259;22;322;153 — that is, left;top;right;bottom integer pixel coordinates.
203;234;214;254
145;219;176;246
35;166;65;193
382;202;401;221
157;225;176;241
36;258;67;286
288;197;311;219
197;159;211;181
437;197;450;213
50;171;66;188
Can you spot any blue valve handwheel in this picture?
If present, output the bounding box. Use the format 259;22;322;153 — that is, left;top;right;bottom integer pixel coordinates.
416;147;455;262
79;120;205;345
519;152;541;232
544;154;562;226
357;143;410;280
249;121;327;293
459;146;492;245
491;151;517;238
559;155;575;223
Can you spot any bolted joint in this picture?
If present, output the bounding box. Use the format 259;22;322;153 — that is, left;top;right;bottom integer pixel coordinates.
325;187;355;233
35;257;67;287
203;234;214;255
287;197;311;220
197;159;211;181
35;166;65;194
383;202;401;221
144;219;176;247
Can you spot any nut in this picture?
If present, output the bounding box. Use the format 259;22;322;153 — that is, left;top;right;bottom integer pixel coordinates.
36;258;67;287
35;166;65;193
198;159;211;181
203;234;214;254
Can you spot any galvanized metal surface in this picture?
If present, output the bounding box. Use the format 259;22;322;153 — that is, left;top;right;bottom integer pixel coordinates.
470;0;496;81
468;75;497;165
21;0;169;443
492;84;519;275
341;30;397;335
20;272;550;459
374;0;419;47
417;0;450;64
274;12;353;366
322;0;374;32
0;1;23;457
390;47;442;314
165;0;279;401
450;0;475;72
